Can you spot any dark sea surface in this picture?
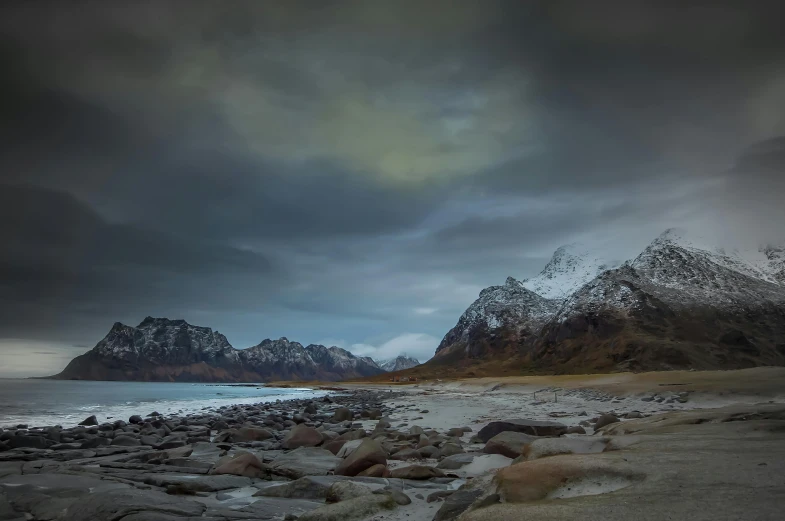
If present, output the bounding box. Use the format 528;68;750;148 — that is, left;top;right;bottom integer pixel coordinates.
0;379;325;428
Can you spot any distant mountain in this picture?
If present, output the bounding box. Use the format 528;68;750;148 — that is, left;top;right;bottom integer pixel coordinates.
375;355;420;372
429;229;785;373
50;317;385;382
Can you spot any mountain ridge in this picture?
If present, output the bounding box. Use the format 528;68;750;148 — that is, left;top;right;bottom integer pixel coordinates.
50;318;387;382
428;229;785;373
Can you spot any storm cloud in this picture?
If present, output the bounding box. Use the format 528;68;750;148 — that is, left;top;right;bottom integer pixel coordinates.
1;1;784;375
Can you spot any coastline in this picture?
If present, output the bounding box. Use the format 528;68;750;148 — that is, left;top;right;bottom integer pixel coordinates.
1;368;784;520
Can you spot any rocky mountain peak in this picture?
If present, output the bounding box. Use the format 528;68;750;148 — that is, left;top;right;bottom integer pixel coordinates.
522;243;621;300
375;355;421;372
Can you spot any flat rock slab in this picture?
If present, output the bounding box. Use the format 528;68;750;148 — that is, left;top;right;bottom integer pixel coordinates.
60;488;206;521
483;432;540;458
477;420;567;443
271;448;340;479
437;453;477;470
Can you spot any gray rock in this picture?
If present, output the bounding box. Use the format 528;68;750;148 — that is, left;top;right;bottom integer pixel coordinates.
390;448;423;460
282;424;323;449
433;488;483;521
594;414;621;430
254;476;331;499
437;453;476;470
477;419;567;442
111;435;142;446
325;481;374;503
59;488;205;521
79;415;98;426
331;408;353;422
271;448;340;479
389;465;445;480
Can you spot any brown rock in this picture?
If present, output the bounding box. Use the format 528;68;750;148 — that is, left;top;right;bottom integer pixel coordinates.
212;451;271;479
282;424;323;449
335;438;387;476
357;464;390;477
389;465;445;480
483;431;539;458
323;439;348;455
233;427;274;442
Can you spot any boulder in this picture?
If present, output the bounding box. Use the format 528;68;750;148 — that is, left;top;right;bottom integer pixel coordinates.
234;426;274;442
389;465;445;480
477;419;567;442
335;438;387;476
483;431;539;458
79;415;98;426
331;408;353;422
211;451;271;479
433;488;483;521
323;439;347;455
128;415;144;425
7;435;50;449
59;488;205;521
565;426;587;434
282;424;323;449
111;435;141;447
336;439;364;458
594;414;621;430
325;481;374;503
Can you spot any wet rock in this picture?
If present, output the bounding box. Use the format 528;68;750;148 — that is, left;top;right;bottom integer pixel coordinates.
79;415;98;426
129;415;144;424
254;476;331;499
7;435;50;450
59;488;206;521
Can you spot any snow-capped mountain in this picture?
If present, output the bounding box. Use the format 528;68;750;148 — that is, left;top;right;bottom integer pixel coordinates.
432;229;785;372
433;277;559;361
375;355;421;372
522;244;622;300
52;318;385;382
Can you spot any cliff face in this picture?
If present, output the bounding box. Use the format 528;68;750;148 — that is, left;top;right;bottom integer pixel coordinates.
51;318;385;382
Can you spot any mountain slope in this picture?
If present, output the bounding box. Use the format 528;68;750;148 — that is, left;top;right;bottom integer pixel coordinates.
51;318;386;382
431;277;559;366
425;230;785;374
532;231;785;371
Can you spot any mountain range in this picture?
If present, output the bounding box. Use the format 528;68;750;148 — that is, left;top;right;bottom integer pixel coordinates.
50;317;387;382
428;228;785;374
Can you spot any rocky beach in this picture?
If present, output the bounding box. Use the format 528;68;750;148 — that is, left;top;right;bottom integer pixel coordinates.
2;367;785;521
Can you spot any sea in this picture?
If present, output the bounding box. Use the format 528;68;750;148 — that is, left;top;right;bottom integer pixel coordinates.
0;379;327;428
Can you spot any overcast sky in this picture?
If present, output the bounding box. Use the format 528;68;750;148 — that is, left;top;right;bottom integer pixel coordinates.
1;1;784;376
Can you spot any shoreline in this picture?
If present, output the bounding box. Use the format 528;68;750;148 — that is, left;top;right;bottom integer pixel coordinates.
2;369;785;520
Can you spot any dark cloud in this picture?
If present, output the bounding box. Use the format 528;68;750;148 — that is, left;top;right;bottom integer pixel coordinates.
0;1;784;373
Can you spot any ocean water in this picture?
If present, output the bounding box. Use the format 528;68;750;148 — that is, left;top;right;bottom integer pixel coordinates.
0;379;327;428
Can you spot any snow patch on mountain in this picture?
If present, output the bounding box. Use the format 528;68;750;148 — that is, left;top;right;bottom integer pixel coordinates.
375;355;420;372
522;243;622;300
